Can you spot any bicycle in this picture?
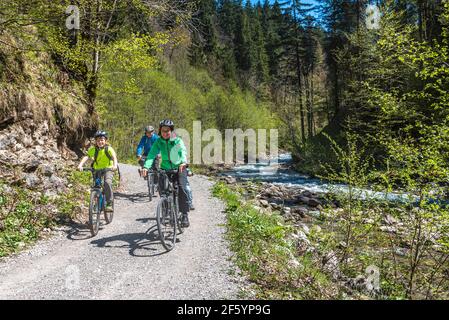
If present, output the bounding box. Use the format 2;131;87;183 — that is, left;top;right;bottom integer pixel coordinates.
83;168;114;236
155;168;185;251
138;156;158;202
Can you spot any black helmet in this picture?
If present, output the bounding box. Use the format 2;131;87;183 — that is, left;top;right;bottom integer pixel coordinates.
94;130;108;139
159;119;174;130
145;125;154;133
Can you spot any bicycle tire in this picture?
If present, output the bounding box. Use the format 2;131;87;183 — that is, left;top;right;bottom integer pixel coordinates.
147;172;153;202
104;192;114;224
156;197;177;251
151;175;156;197
89;190;101;236
174;193;184;234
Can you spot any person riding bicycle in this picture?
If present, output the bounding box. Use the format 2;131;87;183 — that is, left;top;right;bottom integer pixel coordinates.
136;125;160;169
142;119;191;227
77;130;118;212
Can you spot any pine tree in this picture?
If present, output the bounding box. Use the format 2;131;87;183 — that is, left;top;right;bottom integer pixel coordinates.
189;0;219;66
262;0;284;89
234;1;253;74
251;1;270;85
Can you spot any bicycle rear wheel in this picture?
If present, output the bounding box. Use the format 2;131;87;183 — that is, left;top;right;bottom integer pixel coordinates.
174;194;184;234
147;172;153;202
156;198;177;251
89;190;101;236
150;172;156;197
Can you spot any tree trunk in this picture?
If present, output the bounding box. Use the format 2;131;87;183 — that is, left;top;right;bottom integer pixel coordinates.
417;0;424;41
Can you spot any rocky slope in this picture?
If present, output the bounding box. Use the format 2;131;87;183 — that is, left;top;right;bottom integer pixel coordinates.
0;31;96;256
0;31;94;195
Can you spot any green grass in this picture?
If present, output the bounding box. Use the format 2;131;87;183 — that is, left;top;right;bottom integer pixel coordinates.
0;171;91;258
0;184;52;257
212;181;339;299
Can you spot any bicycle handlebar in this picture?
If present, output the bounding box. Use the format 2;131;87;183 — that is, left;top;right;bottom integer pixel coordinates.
82;167;115;173
142;164;189;173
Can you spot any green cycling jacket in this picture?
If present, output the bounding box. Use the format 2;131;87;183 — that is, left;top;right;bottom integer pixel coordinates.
143;136;187;170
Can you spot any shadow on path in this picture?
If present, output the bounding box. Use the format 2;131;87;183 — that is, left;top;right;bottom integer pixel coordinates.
66;221;102;240
90;225;168;257
114;192;150;203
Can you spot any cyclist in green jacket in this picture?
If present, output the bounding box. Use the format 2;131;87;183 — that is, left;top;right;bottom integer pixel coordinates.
77;130;118;212
142;119;191;227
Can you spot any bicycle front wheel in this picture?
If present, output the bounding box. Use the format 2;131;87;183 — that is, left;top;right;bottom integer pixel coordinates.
156;198;177;251
89;190;101;236
104;193;114;224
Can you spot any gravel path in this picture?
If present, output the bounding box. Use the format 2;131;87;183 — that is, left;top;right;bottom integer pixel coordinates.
0;164;244;299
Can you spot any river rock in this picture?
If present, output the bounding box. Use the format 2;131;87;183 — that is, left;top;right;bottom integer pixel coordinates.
308;198;322;207
308;210;321;218
259;199;269;207
302;190;312;198
292;206;308;218
297;196;310;205
223;176;237;184
270;202;281;210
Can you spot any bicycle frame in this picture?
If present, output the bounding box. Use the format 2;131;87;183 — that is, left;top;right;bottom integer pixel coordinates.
158;170;179;200
83;168;114;236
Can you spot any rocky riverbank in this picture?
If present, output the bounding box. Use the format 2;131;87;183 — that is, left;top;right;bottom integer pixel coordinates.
220;176;332;221
217;175;419;298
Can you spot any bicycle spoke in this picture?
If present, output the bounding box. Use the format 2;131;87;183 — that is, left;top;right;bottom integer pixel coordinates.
156;198;176;251
89;191;101;236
